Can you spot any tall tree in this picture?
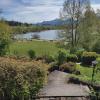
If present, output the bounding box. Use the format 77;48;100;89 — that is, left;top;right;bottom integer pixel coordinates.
59;0;90;48
78;6;99;50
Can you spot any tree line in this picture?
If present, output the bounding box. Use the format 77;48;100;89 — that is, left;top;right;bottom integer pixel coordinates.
59;0;100;52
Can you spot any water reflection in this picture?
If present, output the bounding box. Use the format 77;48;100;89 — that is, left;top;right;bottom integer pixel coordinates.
14;30;62;40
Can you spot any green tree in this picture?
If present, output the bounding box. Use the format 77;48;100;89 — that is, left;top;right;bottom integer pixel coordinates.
59;0;90;49
78;7;99;51
92;39;100;54
0;21;12;56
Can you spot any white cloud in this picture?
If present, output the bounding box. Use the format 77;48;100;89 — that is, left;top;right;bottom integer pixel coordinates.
2;0;63;23
92;4;100;11
1;0;100;23
7;5;60;23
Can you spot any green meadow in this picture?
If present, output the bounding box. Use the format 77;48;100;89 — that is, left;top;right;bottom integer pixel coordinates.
9;40;63;56
9;40;100;84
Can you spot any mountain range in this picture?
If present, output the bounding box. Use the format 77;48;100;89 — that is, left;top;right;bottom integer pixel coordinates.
35;19;71;26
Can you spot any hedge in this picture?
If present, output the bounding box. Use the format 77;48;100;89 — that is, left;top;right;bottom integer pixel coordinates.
82;52;97;65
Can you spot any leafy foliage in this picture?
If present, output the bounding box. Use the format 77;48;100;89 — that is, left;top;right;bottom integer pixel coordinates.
0;21;12;56
59;62;77;73
43;55;55;63
82;52;97;65
57;50;67;65
75;49;85;62
78;7;100;51
0;57;47;100
67;54;78;62
92;39;100;54
28;49;36;59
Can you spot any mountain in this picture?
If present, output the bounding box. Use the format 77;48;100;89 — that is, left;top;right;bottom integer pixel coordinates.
35;19;70;26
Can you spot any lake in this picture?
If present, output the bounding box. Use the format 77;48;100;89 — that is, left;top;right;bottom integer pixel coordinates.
14;30;61;40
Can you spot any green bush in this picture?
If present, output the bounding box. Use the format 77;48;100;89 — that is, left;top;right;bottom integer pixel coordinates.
0;57;47;100
92;40;100;54
40;55;55;63
45;55;55;63
59;62;76;73
0;21;12;56
70;47;77;54
57;50;67;65
28;50;36;59
82;52;97;65
67;54;78;62
75;49;85;62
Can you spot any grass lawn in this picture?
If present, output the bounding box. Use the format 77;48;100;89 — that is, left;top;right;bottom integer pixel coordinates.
71;64;100;84
9;40;64;57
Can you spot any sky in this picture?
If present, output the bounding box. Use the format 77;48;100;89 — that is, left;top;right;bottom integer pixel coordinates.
0;0;100;23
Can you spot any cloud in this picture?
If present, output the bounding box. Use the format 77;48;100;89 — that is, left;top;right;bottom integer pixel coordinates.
1;0;100;23
1;0;63;23
92;4;100;11
4;5;60;23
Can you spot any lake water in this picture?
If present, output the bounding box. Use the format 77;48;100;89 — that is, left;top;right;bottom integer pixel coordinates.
14;30;61;40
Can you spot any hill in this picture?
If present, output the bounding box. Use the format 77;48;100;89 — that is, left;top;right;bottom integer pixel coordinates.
36;19;70;26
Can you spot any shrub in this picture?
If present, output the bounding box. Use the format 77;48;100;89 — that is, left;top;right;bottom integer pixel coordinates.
59;62;76;73
0;57;47;100
75;49;85;62
82;52;97;65
0;21;12;56
57;50;67;65
70;47;77;54
92;40;100;54
36;55;55;63
28;50;36;59
67;54;78;62
42;55;55;63
45;55;55;63
48;62;59;72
